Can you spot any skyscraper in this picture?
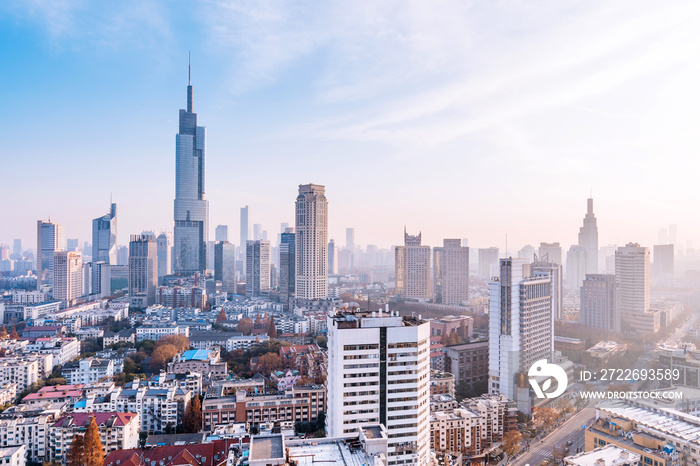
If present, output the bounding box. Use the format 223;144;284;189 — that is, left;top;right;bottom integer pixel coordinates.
83;261;110;299
345;228;355;251
12;239;22;257
156;232;172;281
279;228;295;310
327;309;431;464
489;258;552;411
395;230;430;299
253;224;262;241
434;239;469;305
566;245;587;290
129;234;158;308
653;244;674;277
578;197;599;274
580;274;619;331
173;60;208;275
214;241;236;293
532;255;562;320
327;239;336;275
92;203;117;264
37;220;65;292
215;225;228;243
295;184;328;300
246;240;271;297
538;242;562;265
240;206;249;270
615;243;651;332
478;247;499;280
53;250;83;304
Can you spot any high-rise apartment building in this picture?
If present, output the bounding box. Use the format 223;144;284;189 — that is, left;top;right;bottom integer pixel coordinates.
246;240;271;297
327;310;431;465
615;243;651;332
240;206;249;263
566;245;587;290
346;228;355;251
328;239;337;275
215;225;228;243
83;260;111;298
173;63;208;275
279;228;295;309
653;244;674;277
434;239;469;305
478;247;499;280
53;250;83;304
532;255;562;320
295;184;328;300
489;258;552;412
538;242;562;265
580;274;619;331
37;220;65;292
395;230;430;299
129;234;158;308
214;241;236;293
578;197;599;274
92;203;117;264
156;232;172;281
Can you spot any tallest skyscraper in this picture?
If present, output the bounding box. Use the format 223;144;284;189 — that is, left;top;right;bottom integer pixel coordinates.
174;58;209;275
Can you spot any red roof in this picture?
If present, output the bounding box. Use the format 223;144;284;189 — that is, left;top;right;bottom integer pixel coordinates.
104;439;234;466
52;412;138;428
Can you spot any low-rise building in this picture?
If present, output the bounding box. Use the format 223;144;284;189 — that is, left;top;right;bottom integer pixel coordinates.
0;445;26;466
136;324;189;342
582;341;627;368
564;445;640;466
62;358;116;384
48;412;139;461
103;328;136;348
189;329;269;351
103;439;234;466
0;358;39;392
24;337;80;367
0;383;17;405
0;404;64;463
444;340;489;386
430;370;456;396
167;349;227;380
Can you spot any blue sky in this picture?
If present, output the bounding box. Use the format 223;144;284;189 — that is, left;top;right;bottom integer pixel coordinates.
3;0;700;253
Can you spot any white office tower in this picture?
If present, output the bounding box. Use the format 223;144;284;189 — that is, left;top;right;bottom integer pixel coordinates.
246;240;271;297
53;250;83;304
395;231;430;299
295;184;328;300
92;203;117;264
489;258;552;413
327;310;431;465
156;232;172;281
578;197;599;274
434;239;469;305
83;261;111;299
37;220;65;292
615;243;651;333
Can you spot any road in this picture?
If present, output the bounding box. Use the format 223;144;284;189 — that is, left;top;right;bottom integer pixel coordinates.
511;405;596;466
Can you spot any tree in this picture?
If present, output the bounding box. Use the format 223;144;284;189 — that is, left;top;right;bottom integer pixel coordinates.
502;431;522;458
534;407;558;432
316;335;327;349
9;326;19;340
83;416;105;466
238;317;254;335
68;433;85;466
267;317;278;338
0;325;7;339
183;395;203;433
150;344;178;371
156;334;190;353
257;353;282;375
217;308;227;324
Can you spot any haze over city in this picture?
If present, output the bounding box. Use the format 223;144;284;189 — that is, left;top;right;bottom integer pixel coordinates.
4;0;700;250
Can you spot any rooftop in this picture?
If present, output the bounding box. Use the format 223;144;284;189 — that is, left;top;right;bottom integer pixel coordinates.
182;349;212;361
286;439;380;466
565;445;640;466
249;434;284;462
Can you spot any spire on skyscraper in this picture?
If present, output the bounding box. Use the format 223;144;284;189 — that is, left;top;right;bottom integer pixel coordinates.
187;52;193;113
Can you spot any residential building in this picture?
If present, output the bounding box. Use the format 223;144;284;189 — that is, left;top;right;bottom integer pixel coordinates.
430;370;455;397
444;341;489;387
564;445;640;466
246;240;271;297
279;228;295;310
395;230;431;299
434;239;469;305
135;324;189;342
24;337;80;366
578;197;599;275
188;330;268;351
0;358;39;392
129;234;158;308
0;404;61;463
61;358;115;384
37;220;65;292
327;310;431;465
580;274;619;331
615;243;653;332
488;258;552;413
92;203;117;264
295;184;328;300
103;439;235;466
167;349;227;380
48;412;139;461
0;445;26;466
52;250;83;304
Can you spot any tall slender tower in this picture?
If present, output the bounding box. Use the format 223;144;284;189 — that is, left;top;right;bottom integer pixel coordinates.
295;184;328;300
173;57;208;275
37;220;65;292
92;203;117;264
578;197;599;274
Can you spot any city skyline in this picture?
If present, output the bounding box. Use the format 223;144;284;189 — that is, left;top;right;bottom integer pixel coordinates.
4;1;700;253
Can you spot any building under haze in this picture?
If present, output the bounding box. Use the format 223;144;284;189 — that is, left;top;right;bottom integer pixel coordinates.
214;241;236;294
156;232;172;282
327;239;336;275
395;230;430;299
173;64;208;276
92;203;117;264
215;224;228;243
246;240;270;297
478;247;499;280
346;228;355;251
653;244;674;278
240;206;249;272
538;242;562;265
578;197;599;275
489;258;552;413
580;274;619;331
295;184;328;300
279;228;296;310
433;239;469;305
129;234;157;308
37;220;65;293
615;243;653;333
566;245;587;290
53;250;83;305
532;255;562;320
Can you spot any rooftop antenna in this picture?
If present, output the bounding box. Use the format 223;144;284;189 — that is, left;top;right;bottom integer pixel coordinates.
188;51;191;86
505;234;508;257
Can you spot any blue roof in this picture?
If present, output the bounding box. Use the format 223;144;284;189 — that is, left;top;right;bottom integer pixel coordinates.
182;349;210;361
74;398;87;408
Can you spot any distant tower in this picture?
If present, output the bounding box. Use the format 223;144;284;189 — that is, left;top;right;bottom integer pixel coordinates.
478;247;499;280
328;239;337;275
578;198;599;274
538;242;562;265
240;206;249;271
173;57;209;275
434;239;469;305
615;243;650;332
346;228;355;251
580;274;619;331
246;240;271;297
53;250;83;304
129;234;158;308
653;244;674;277
215;225;228;243
37;220;65;292
295;184;328;300
566;245;587;290
279;228;296;309
215;241;236;293
395;230;430;299
156;232;173;281
92;203;117;264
